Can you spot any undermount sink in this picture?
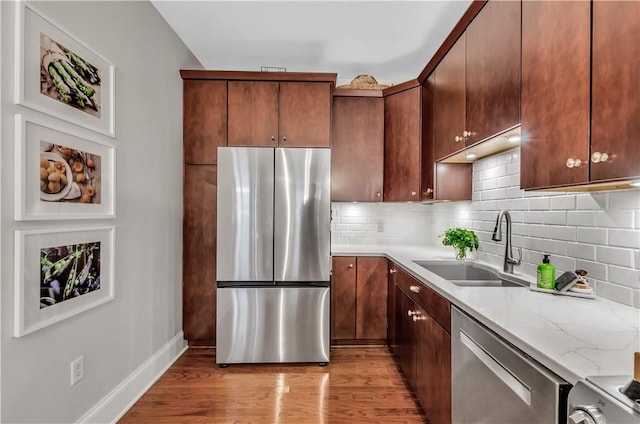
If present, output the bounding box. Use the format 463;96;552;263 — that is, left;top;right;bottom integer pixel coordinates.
413;260;529;288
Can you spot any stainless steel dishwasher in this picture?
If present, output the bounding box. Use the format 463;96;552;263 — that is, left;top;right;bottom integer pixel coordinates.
452;306;571;423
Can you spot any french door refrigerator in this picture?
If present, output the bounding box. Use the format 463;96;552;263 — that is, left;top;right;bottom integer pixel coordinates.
216;147;331;365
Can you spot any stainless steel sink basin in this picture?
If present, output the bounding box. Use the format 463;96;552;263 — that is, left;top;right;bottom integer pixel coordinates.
413;260;529;287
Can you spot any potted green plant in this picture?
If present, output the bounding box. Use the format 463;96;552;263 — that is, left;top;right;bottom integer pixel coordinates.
440;227;479;260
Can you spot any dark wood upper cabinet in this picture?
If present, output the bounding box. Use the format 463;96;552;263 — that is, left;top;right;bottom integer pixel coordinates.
228;81;331;147
228;81;280;147
183;80;227;164
384;86;422;202
436;163;472;202
355;257;388;340
590;0;640;183
331;96;384;201
465;0;521;147
279;82;332;147
421;75;435;201
434;34;466;161
520;1;591;190
331;256;357;341
183;165;217;342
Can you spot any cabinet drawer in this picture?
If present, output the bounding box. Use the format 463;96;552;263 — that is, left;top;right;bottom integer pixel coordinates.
396;267;450;333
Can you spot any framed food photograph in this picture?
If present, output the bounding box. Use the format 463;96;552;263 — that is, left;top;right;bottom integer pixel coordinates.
15;114;115;220
14;225;115;337
15;1;115;137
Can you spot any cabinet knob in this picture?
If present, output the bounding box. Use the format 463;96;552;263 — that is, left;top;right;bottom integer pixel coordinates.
413;314;425;322
348;264;353;269
408;310;417;317
389;269;396;274
409;285;420;293
455;136;464;142
282;136;287;142
425;188;433;195
565;157;583;168
411;191;417;196
271;136;276;142
591;152;609;163
463;130;473;138
376;192;381;198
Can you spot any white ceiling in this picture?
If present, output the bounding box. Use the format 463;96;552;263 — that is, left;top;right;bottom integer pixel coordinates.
151;1;473;86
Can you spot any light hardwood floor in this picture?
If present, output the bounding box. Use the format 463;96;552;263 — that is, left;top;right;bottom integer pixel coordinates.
119;345;427;423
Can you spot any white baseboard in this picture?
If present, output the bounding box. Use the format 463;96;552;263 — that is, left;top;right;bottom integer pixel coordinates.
78;332;188;424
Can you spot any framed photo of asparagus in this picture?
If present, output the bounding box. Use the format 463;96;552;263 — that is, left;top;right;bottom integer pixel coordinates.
15;114;115;220
15;2;115;137
14;225;115;337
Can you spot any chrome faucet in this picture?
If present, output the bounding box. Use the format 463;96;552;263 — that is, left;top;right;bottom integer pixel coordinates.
492;210;522;273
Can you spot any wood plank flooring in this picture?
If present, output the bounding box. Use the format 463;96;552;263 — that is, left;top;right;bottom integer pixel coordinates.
118;345;427;423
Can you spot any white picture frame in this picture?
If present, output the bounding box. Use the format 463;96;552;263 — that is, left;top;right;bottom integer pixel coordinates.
15;114;115;220
15;2;115;137
14;225;115;337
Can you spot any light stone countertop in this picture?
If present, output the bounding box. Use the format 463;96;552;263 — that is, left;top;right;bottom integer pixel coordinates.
332;244;640;385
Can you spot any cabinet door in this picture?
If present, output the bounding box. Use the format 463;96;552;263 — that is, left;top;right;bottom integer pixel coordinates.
415;306;451;424
434;35;466;161
183;165;217;342
356;257;388;340
331;96;384;201
591;1;640;182
228;81;279;147
384;87;422;202
421;75;435;201
521;1;590;189
279;82;332;147
184;80;227;164
435;163;472;202
331;256;357;340
395;288;417;389
465;0;521;146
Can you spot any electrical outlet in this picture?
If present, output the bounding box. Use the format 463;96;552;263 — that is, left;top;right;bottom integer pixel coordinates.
70;356;84;385
377;220;384;232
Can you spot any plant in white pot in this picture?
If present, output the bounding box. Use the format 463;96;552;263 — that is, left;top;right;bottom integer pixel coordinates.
440;227;479;260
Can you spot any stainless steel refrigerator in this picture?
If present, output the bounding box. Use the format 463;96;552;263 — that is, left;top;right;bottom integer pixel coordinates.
216;147;331;365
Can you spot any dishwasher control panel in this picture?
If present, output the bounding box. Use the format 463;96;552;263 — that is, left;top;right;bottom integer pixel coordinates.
568;379;638;424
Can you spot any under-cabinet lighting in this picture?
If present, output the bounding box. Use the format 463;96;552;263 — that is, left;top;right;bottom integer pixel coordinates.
465;153;477;160
507;135;521;143
630;181;640;187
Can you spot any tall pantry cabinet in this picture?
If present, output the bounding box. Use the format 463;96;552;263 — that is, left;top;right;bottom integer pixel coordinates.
181;70;335;344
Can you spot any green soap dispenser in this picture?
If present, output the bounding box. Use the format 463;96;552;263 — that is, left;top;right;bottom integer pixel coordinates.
537;254;556;290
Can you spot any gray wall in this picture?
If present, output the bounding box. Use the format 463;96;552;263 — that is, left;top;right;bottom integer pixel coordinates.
1;2;201;422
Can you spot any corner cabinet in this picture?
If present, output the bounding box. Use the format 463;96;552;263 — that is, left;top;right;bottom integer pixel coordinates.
384;85;422;202
393;265;451;424
331;93;384;202
331;256;388;343
228;80;332;147
520;1;639;190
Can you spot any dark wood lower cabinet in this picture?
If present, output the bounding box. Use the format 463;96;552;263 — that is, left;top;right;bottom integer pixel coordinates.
394;265;452;424
183;165;217;343
331;256;357;340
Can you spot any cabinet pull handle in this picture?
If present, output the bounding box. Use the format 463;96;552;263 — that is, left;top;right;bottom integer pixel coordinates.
389;269;396;274
348;264;353;269
271;136;276;142
455;136;463;142
565;157;583;168
463;130;473;138
591;152;609;163
411;191;417;196
410;285;420;293
282;136;287;142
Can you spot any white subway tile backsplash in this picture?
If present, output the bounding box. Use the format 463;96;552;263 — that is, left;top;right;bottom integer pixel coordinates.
550;195;576;210
576;193;608;210
608;229;640;249
596;246;634;267
595;210;635;228
608;265;640;289
576;227;607;245
567;211;597;227
335;148;640;307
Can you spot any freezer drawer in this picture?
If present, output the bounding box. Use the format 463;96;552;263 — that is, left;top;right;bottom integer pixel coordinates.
216;286;330;364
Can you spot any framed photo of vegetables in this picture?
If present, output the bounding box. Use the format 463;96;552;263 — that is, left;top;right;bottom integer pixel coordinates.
14;225;114;337
15;114;115;220
15;2;115;137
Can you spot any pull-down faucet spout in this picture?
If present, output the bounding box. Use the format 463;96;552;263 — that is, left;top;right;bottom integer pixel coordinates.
492;210;522;274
